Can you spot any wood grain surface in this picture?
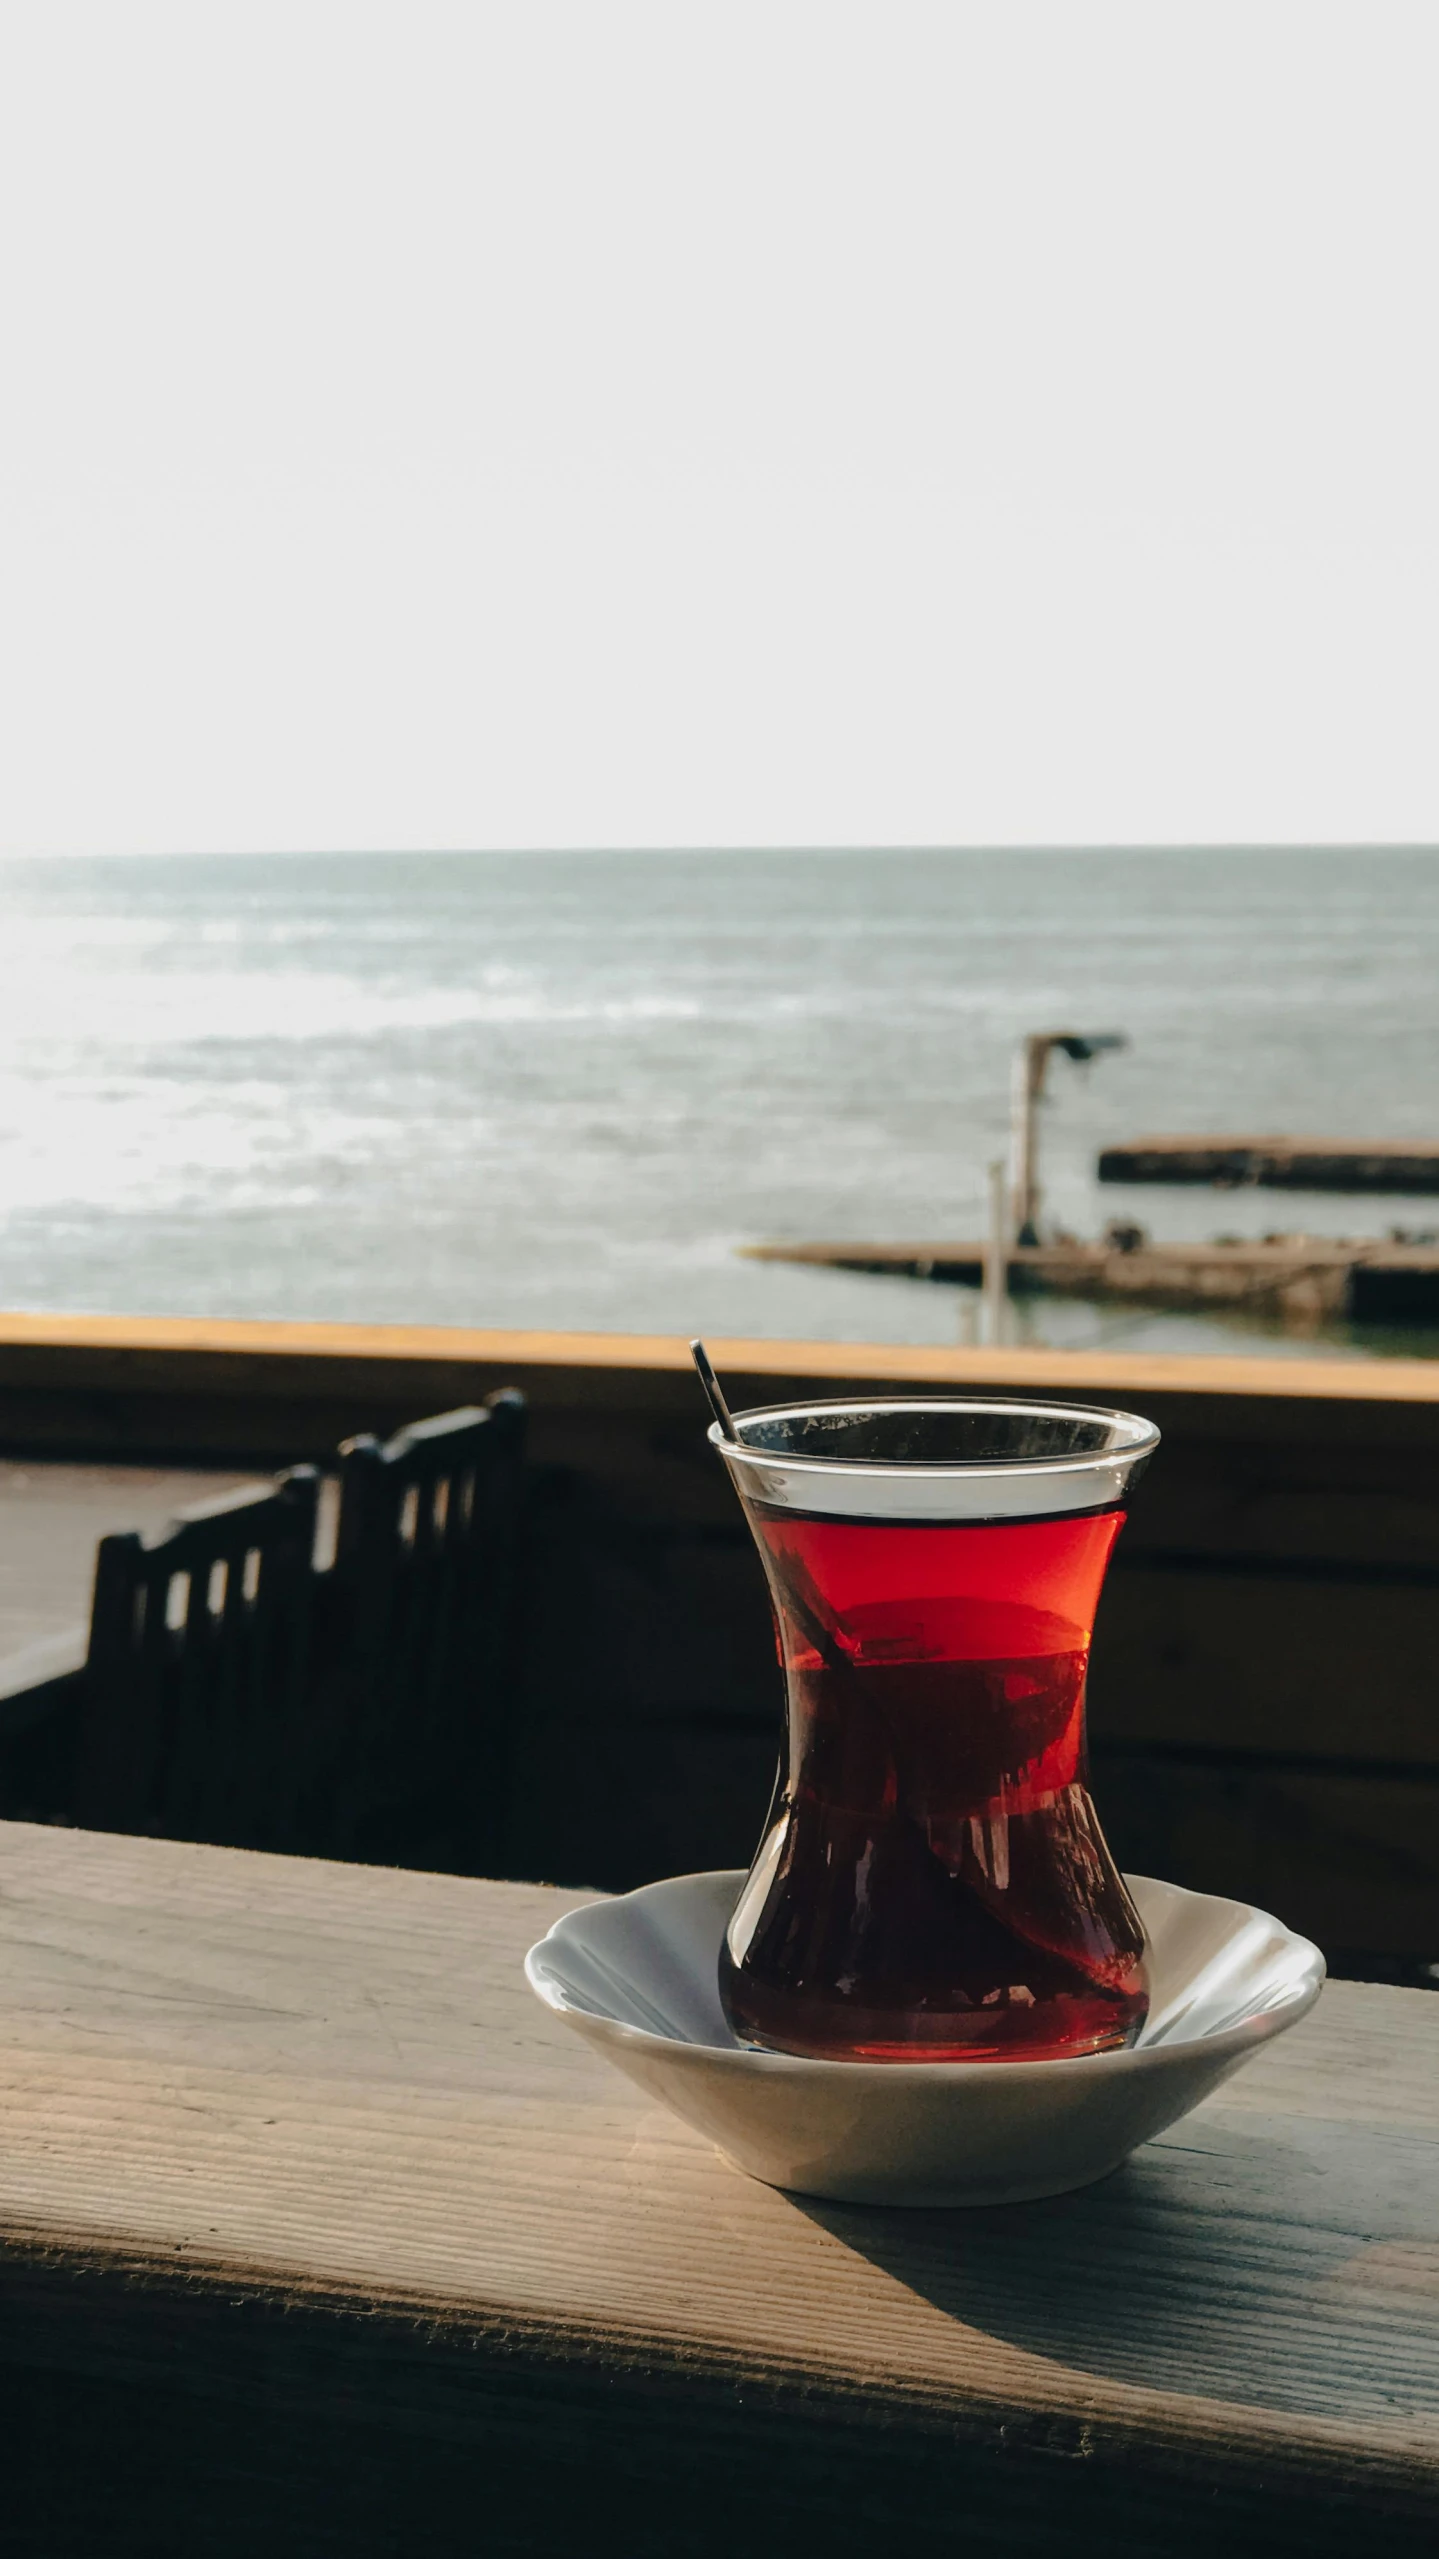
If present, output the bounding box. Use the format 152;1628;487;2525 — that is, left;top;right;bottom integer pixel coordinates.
0;1821;1435;2555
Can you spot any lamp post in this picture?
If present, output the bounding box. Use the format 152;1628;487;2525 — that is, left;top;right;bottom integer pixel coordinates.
1008;1031;1127;1248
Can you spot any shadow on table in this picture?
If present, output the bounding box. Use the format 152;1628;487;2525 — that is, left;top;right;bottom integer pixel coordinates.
792;2106;1439;2426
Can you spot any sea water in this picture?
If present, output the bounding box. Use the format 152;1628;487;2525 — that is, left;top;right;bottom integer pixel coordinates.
1;846;1436;1358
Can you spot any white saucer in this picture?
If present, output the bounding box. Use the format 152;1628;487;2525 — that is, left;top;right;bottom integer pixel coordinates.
524;1870;1324;2207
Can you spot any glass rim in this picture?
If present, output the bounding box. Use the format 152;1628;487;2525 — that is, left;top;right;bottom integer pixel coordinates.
709;1395;1160;1524
711;1394;1159;1470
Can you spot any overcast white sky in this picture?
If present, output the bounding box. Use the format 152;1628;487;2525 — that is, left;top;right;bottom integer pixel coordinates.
2;1;1436;855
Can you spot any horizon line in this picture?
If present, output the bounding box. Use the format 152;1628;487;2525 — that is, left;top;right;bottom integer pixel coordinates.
3;840;1439;862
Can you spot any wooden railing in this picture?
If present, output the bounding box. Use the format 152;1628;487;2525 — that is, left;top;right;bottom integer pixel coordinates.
0;1314;1436;1965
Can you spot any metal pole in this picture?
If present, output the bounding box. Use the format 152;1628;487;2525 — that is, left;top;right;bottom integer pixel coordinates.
1008;1034;1048;1248
985;1157;1009;1346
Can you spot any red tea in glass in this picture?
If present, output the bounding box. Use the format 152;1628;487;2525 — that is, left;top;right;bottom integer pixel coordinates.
713;1398;1159;2063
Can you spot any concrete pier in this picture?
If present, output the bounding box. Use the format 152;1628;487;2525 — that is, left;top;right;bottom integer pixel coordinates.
743;1236;1439;1322
1098;1136;1439;1193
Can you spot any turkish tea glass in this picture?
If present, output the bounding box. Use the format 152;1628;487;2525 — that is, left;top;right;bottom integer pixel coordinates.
713;1397;1160;2063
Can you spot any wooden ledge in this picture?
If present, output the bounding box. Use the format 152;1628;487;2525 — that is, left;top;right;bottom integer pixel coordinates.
3;1303;1439;1401
1;1821;1436;2552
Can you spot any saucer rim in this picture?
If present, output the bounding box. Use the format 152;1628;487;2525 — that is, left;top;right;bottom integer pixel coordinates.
524;1867;1326;2084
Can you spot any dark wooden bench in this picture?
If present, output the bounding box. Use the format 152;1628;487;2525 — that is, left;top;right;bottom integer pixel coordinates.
319;1391;526;1868
60;1393;526;1867
73;1466;320;1845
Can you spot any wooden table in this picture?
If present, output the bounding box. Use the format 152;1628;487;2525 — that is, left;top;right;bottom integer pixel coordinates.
1;1822;1435;2555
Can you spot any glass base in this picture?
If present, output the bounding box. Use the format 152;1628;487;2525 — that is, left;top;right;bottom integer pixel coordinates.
725;1980;1148;2064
